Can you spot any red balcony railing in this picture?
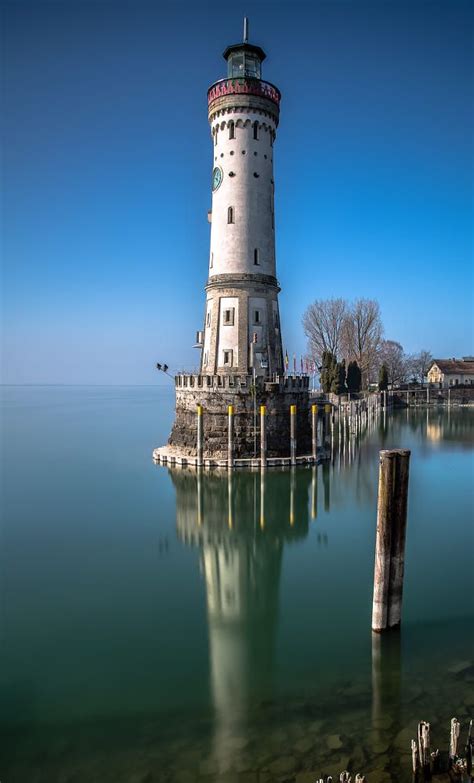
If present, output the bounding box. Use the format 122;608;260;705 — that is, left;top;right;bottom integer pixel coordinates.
207;77;281;108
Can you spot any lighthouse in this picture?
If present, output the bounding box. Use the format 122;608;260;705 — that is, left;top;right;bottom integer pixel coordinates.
154;22;316;466
201;21;283;378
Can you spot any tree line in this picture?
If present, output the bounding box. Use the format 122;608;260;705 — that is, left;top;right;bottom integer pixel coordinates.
302;297;433;392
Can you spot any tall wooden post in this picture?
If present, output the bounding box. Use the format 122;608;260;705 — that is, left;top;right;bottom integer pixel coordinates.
290;404;297;465
196;404;203;467
227;404;234;469
311;404;318;460
372;449;411;632
260;405;267;468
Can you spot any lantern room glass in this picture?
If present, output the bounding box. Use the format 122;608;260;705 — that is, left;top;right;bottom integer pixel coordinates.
227;50;261;79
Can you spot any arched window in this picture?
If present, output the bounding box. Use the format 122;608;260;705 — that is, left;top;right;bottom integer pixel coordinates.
229;122;235;140
254;248;259;265
228;206;234;224
253;121;259;140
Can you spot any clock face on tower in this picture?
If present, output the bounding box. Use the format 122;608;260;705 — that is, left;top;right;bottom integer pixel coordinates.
212;166;223;192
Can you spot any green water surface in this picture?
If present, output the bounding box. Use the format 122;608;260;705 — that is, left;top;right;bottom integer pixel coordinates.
1;387;473;782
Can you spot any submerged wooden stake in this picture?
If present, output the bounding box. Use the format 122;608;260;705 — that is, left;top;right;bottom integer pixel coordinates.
372;449;411;632
466;719;473;774
449;717;460;763
411;738;419;773
417;721;431;771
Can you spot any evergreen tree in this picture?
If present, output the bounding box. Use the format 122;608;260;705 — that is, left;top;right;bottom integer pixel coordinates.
378;363;389;391
320;351;337;393
331;359;347;395
347;360;362;393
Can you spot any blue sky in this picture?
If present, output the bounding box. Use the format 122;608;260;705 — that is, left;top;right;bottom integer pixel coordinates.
2;0;473;384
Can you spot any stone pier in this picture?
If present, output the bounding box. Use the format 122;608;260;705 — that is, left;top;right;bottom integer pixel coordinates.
153;373;329;469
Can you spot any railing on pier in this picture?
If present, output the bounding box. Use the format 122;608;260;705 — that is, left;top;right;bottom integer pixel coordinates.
175;373;310;392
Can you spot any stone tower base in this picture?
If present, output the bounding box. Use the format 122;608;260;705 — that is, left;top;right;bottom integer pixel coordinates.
153;373;330;469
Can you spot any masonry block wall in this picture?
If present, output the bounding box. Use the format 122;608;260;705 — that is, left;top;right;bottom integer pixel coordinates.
168;377;313;458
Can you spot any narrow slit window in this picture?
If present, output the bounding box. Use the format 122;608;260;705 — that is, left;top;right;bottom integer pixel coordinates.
229;122;235;139
228;206;234;224
210;252;213;268
254;310;261;324
223;350;233;366
223;308;234;325
254;248;259;265
253;121;259;140
206;311;211;327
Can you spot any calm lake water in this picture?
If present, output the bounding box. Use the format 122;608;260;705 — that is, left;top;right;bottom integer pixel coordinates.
1;386;473;783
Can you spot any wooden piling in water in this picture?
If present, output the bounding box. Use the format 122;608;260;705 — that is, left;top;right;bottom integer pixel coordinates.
290;404;297;466
372;449;411;632
196;404;203;467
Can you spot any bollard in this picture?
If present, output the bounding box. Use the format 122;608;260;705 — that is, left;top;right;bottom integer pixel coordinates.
227;405;234;469
311;404;318;460
196;404;203;467
260;405;267;468
372;449;411;632
290;404;297;465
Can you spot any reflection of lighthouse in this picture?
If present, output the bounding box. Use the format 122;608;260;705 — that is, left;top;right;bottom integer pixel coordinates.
171;469;311;770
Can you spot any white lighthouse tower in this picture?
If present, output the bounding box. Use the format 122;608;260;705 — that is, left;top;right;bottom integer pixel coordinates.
156;22;314;465
200;20;283;378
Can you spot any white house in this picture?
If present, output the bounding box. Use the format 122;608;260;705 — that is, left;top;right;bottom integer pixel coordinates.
427;358;474;387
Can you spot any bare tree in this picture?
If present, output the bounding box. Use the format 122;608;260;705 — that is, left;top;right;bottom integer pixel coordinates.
407;349;433;385
342;298;383;387
378;340;409;387
302;298;348;365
